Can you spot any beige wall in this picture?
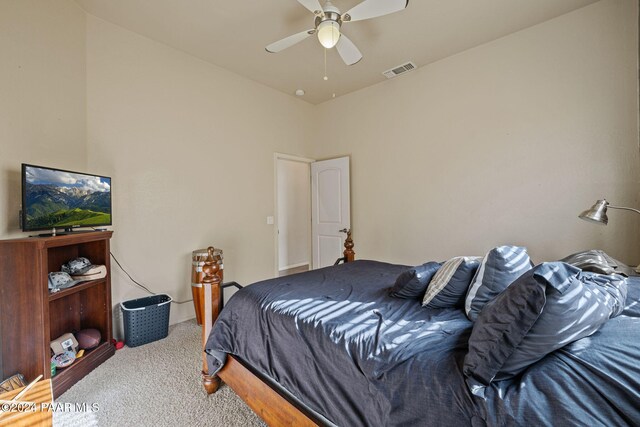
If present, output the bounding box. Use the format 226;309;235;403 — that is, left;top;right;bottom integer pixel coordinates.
312;0;640;267
85;16;315;329
0;0;87;239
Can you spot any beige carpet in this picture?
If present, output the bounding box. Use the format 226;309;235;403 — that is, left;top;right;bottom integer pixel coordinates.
55;320;264;427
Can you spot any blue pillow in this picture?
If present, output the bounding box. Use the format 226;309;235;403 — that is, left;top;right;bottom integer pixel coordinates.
389;262;441;299
465;246;532;322
422;257;480;309
463;262;627;398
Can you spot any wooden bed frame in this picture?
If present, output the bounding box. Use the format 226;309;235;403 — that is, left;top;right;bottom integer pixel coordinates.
200;231;355;426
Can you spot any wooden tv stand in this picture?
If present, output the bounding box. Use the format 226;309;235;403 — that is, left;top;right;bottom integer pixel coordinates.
0;231;115;397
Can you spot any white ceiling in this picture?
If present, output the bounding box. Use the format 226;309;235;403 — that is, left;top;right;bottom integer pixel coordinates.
75;0;599;104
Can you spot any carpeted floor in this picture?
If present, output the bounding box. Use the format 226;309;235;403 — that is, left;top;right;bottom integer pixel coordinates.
55;320;264;427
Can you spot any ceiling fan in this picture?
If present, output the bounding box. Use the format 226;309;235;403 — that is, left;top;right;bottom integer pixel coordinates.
266;0;409;66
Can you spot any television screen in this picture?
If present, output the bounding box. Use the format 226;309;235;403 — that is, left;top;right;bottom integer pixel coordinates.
22;164;112;232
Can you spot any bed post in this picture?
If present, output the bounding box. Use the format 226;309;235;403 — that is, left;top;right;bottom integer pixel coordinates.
344;229;355;262
201;247;222;394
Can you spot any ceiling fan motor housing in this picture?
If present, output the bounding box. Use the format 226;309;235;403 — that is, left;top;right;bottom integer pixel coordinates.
315;11;342;30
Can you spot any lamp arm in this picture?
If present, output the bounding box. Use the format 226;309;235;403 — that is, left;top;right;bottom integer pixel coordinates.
608;205;640;215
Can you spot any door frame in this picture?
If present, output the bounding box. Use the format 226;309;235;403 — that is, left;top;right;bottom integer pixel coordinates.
273;153;315;277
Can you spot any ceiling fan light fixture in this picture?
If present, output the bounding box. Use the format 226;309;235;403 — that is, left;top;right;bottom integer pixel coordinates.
317;20;340;49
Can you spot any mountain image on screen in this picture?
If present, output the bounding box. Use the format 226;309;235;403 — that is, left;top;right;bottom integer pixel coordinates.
24;166;111;230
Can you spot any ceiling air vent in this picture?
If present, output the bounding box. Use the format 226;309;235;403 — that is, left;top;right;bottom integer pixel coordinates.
382;61;417;79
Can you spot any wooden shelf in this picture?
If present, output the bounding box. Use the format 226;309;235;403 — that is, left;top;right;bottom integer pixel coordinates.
0;232;114;397
3;231;113;248
51;342;115;397
49;278;106;302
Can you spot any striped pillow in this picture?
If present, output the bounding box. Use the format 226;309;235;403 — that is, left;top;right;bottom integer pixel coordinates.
422;256;481;309
465;246;532;322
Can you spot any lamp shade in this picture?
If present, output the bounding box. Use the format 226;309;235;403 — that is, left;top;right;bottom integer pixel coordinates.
317;20;340;49
578;199;609;225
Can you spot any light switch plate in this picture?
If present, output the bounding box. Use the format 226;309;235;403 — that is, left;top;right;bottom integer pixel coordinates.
266;216;274;225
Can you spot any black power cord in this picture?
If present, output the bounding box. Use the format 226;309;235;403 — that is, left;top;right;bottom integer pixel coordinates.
109;252;193;305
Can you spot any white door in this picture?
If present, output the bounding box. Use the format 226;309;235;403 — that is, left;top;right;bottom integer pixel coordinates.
311;157;351;269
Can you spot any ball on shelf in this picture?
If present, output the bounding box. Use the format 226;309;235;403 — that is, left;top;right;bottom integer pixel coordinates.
76;328;101;349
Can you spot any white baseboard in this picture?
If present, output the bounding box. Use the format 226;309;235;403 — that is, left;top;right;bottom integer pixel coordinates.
279;262;310;271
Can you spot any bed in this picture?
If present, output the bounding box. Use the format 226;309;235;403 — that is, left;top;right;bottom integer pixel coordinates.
199;245;640;426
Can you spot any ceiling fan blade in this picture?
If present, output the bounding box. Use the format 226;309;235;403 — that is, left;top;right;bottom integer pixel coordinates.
266;29;315;53
297;0;324;15
344;0;408;23
336;34;363;66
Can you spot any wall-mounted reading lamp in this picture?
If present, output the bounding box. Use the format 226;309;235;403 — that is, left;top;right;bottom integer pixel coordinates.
579;199;640;225
579;199;640;272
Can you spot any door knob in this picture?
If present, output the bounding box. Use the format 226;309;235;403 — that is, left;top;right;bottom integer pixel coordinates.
339;228;349;233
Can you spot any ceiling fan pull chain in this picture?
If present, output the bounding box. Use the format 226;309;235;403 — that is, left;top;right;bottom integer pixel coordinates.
324;48;329;81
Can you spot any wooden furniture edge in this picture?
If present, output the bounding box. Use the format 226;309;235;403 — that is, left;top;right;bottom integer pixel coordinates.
48;278;107;301
343;229;355;262
199;236;355;425
3;231;113;248
200;247;222;394
333;229;355;265
218;355;317;426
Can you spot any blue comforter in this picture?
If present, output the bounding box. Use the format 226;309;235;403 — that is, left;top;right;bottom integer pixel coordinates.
205;260;640;426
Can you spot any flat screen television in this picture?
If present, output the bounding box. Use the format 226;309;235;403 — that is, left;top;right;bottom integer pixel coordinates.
21;164;112;232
